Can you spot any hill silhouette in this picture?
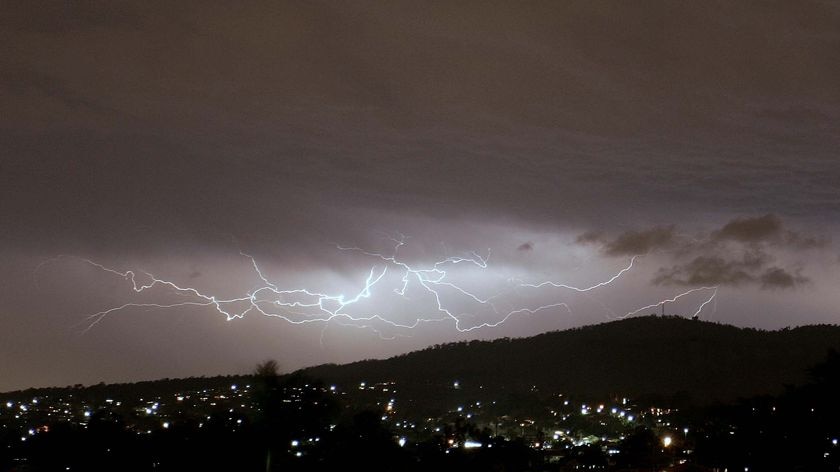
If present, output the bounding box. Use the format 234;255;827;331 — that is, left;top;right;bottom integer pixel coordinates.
5;316;840;409
303;316;840;407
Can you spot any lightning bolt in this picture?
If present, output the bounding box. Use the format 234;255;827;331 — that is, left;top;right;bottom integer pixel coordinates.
42;235;721;338
515;256;638;292
616;286;719;320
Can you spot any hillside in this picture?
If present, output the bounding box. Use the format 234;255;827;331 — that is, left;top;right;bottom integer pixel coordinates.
303;316;840;406
5;316;840;409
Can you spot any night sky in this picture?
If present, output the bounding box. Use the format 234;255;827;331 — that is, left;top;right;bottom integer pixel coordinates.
2;1;839;391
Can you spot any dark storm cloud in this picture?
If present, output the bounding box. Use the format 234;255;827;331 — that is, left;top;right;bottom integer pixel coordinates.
602;226;676;257
586;215;823;290
585;215;825;255
713;214;784;243
653;256;759;287
517;242;534;252
760;267;809;290
653;253;813;291
653;256;809;290
709;214;826;248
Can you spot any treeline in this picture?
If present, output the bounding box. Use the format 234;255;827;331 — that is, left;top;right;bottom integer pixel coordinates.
0;375;252;403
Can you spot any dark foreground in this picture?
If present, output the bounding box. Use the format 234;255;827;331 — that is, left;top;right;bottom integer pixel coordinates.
3;351;840;471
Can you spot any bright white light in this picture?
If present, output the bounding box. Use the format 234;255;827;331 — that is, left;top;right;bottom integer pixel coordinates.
464;440;482;449
5;402;12;408
833;438;838;446
453;381;460;388
627;415;634;422
68;238;671;339
83;411;91;417
398;437;407;447
162;422;170;429
662;436;672;447
231;384;237;390
291;440;299;447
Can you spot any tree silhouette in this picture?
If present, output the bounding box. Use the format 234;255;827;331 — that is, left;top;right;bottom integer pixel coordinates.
254;359;280;378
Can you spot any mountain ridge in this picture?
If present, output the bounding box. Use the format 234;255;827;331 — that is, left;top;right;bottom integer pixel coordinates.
302;315;840;405
4;316;840;406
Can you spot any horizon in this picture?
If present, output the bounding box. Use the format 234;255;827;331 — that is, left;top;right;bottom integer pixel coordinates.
4;314;839;393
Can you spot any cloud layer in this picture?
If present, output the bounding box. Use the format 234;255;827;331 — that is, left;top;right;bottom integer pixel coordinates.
581;215;824;290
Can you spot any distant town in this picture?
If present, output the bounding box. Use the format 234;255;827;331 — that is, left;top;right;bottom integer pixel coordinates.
3;360;839;471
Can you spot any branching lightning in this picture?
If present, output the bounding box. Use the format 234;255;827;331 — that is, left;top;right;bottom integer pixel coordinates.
43;234;719;339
